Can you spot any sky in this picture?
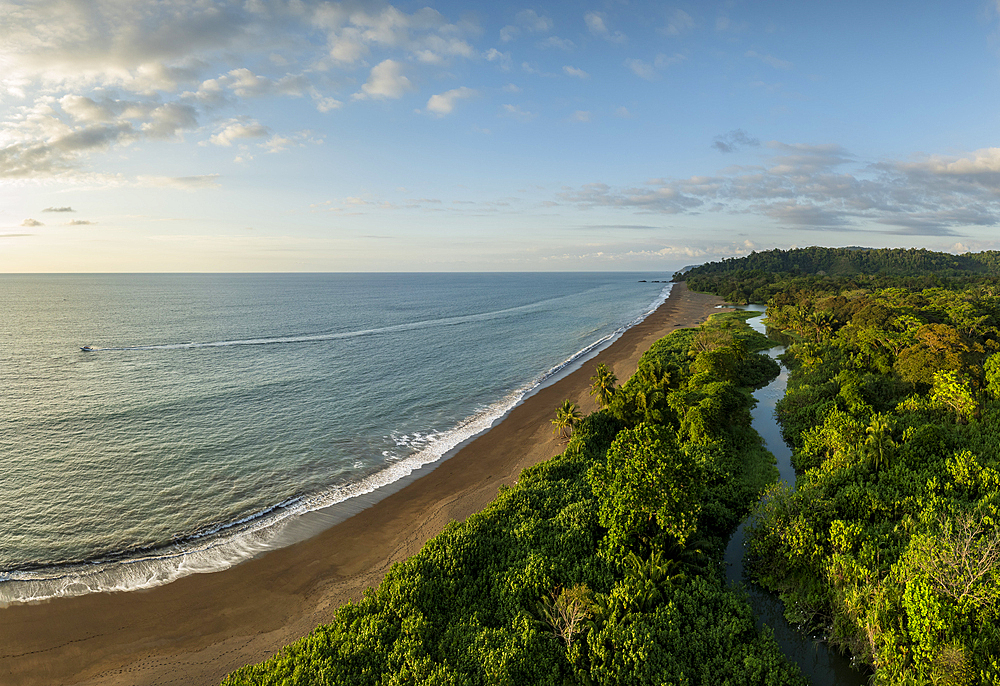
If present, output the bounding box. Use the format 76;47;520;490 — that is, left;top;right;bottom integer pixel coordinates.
3;1;1000;272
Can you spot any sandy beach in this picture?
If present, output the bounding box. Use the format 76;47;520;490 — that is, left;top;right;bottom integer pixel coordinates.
0;281;727;686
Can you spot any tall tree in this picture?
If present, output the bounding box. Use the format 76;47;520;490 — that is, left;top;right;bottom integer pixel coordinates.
551;399;582;440
590;363;618;409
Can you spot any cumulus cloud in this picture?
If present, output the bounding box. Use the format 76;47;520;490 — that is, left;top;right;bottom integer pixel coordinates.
626;59;657;81
485;48;513;71
426;87;477;116
356;59;414;99
564;66;589;79
895;147;1000;183
317;5;475;66
584;12;627;43
142;103;199;138
206;119;270;146
0;120;138;178
67;219;96;225
712;129;761;153
59;95;115;123
500;9;553;42
43;206;75;212
314;95;343;113
625;53;685;80
556;142;1000;236
22;218;43;227
217;68;309;98
500;104;535;122
661;9;695;36
0;1;481;178
537;36;574;50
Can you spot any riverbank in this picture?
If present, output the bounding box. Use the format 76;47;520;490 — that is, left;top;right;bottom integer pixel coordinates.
0;281;728;686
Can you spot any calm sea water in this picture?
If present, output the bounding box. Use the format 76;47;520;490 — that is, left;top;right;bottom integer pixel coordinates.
0;273;671;604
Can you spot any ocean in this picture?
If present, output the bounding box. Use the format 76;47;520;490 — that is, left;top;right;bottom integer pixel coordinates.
0;272;672;604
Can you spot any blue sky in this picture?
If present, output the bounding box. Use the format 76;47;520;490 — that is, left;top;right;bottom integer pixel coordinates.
3;1;1000;271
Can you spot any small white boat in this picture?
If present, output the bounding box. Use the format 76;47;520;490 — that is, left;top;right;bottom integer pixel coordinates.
80;346;94;351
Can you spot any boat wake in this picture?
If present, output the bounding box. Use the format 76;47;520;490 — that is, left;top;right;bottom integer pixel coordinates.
79;291;591;352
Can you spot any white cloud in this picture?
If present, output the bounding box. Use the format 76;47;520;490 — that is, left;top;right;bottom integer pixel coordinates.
501;104;535;122
219;68;309;97
485;48;513;71
615;106;633;118
503;83;521;93
537;36;575;50
136;174;221;190
67;219;96;225
0;120;138;178
585;12;609;35
59;95;114;123
626;53;685;80
206;119;270;146
356;59;414;100
142;103;198;139
317;5;475;66
555;141;1000;237
22;218;43;227
426;87;477;116
662;9;695;36
626;59;657;80
584;12;627;42
0;1;484;181
500;9;553;42
571;110;591;122
314;95;343;113
516;9;553;32
264;135;293;153
900;147;1000;176
564;66;589;79
328;31;368;63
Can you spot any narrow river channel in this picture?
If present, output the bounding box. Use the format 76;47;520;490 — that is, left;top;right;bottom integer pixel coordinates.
724;306;866;685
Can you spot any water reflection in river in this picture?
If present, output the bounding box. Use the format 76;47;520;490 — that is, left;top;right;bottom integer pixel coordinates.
723;306;866;685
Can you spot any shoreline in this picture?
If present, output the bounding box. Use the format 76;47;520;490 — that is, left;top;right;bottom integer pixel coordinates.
0;281;728;686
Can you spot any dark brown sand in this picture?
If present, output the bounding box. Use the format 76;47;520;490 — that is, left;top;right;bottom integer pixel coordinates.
0;281;728;686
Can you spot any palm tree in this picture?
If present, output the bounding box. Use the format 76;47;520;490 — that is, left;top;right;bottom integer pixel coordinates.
552;399;582;440
864;413;896;471
589;363;618;408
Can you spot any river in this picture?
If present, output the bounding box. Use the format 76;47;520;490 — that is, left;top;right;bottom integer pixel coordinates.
723;306;866;685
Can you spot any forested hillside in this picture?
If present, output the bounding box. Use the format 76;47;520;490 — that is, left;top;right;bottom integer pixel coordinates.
678;247;1000;304
687;247;1000;685
223;312;804;686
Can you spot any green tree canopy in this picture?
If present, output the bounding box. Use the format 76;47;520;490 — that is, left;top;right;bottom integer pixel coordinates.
589;423;704;554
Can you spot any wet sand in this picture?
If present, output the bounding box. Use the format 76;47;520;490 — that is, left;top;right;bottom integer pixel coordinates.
0;281;727;686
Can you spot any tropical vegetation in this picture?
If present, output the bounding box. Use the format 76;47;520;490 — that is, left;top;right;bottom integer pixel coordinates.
222;310;802;686
221;246;1000;686
685;247;1000;685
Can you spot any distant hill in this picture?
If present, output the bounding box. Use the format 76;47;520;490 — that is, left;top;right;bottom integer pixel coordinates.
676;246;1000;303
